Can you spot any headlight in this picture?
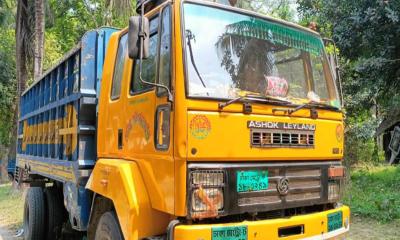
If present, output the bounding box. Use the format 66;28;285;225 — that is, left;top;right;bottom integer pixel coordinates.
192;170;224;186
328;181;341;201
328;165;345;202
189;170;225;219
192;188;224;212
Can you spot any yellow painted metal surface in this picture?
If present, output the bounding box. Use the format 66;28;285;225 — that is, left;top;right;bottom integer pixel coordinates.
174;206;350;240
17;158;75;182
171;0;189;217
86;159;171;240
96;1;176;217
187;110;343;161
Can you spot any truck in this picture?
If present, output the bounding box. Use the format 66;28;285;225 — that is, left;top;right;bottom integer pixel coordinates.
377;112;400;164
16;0;349;239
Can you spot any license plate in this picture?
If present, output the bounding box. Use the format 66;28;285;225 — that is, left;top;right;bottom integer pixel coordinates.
327;211;343;232
237;170;268;192
212;226;248;240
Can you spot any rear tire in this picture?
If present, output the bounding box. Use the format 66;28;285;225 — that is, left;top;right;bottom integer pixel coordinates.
24;187;45;240
44;187;67;240
94;211;123;240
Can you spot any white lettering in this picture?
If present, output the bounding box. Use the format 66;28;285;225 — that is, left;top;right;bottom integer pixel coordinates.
248;121;316;130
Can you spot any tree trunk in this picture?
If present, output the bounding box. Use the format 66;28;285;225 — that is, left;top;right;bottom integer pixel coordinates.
34;0;44;81
5;0;29;181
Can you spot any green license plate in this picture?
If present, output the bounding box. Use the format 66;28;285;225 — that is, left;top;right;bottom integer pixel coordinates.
212;226;248;240
237;170;268;192
327;211;343;232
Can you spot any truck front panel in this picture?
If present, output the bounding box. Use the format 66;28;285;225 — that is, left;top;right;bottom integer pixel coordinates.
187;110;343;161
175;205;350;240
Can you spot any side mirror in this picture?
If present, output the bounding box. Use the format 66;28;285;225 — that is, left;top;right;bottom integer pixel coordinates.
128;16;150;59
323;38;344;108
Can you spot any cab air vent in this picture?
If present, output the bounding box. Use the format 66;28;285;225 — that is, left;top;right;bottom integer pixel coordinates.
251;129;315;148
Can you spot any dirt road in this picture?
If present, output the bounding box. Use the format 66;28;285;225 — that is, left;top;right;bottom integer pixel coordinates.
348;216;400;240
0;227;21;240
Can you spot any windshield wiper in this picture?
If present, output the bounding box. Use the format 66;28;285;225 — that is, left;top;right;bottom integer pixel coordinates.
272;101;339;119
288;101;339;116
186;29;208;93
218;94;291;110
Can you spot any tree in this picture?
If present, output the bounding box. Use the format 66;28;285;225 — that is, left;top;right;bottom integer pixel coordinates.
236;0;296;21
5;0;31;181
34;0;45;80
0;1;16;181
297;0;400;163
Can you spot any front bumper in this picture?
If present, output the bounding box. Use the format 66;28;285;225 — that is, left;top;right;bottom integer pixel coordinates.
174;205;350;240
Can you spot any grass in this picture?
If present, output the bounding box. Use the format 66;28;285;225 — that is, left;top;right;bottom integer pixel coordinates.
0;183;24;231
343;164;400;223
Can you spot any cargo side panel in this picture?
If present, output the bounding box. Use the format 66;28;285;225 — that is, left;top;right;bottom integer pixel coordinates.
16;27;119;231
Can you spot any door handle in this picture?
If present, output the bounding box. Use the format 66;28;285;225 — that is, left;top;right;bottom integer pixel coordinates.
118;129;123;149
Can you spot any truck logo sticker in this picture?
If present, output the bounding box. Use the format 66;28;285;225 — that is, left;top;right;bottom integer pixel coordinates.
190;115;211;140
247;121;316;131
126;113;150;141
336;124;343;142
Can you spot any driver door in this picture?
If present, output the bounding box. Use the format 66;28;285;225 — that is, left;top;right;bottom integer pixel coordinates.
124;5;174;214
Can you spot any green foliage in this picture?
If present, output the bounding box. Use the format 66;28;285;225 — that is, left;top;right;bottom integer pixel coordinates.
47;0;136;53
297;0;400;115
0;0;138;147
0;0;15;27
0;29;16;146
297;0;400;164
344;166;400;222
43;32;63;71
236;0;296;21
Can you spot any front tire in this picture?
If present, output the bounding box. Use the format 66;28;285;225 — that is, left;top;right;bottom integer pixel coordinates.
23;187;45;240
95;211;123;240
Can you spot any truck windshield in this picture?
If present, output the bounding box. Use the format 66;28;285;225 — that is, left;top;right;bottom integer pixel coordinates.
183;3;341;108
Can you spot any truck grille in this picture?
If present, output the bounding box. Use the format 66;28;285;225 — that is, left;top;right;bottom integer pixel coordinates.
188;161;336;218
251;129;314;148
238;168;321;207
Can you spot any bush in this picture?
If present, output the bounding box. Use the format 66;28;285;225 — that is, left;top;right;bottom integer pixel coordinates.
343;165;400;223
343;112;384;166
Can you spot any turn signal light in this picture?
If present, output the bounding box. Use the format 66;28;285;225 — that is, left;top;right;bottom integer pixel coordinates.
328;166;345;178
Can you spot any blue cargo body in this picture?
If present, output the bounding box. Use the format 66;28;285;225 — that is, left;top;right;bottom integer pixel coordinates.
16;27;118;230
7;159;16;179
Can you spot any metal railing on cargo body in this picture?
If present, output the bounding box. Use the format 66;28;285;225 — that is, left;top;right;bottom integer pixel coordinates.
16;27;119;232
17;27;118;166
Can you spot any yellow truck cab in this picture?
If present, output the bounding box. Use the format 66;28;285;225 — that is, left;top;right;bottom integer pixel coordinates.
16;0;349;239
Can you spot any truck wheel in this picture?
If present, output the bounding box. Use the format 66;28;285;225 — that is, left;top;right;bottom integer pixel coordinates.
44;187;66;240
94;211;123;240
24;187;45;240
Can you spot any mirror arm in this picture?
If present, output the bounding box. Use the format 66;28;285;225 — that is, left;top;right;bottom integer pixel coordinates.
137;0;174;102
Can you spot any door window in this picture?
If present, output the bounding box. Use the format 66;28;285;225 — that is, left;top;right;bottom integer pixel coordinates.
158;6;172;94
131;17;160;94
111;34;128;99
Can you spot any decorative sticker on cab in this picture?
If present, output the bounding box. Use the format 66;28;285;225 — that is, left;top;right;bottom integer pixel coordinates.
126;113;150;141
336;124;344;142
190;115;211;140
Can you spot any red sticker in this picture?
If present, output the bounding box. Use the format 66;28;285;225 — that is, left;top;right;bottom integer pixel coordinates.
265;76;289;97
